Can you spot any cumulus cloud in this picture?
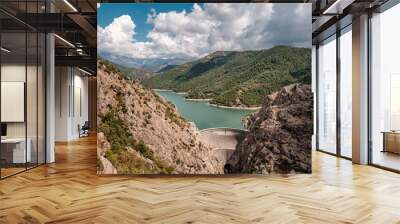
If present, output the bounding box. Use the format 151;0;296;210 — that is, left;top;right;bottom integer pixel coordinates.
98;3;311;61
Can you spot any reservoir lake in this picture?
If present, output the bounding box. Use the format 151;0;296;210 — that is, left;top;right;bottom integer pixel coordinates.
156;90;256;130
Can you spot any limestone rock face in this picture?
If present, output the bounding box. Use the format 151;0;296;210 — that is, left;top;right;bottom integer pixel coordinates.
226;84;313;174
97;61;224;174
97;132;117;174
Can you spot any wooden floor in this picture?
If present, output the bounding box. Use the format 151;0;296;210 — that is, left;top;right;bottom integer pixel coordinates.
1;136;400;224
373;151;400;171
1;167;26;178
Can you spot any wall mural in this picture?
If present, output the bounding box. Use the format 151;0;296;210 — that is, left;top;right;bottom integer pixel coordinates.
97;3;313;175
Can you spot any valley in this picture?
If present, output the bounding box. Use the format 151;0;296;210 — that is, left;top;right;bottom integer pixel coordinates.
143;46;311;107
156;90;255;130
97;45;313;175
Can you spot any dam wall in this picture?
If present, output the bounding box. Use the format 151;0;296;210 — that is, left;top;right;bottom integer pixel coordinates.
199;128;248;164
199;128;248;150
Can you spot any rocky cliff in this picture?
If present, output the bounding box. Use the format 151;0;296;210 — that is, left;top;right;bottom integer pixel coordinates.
226;84;313;174
97;60;224;174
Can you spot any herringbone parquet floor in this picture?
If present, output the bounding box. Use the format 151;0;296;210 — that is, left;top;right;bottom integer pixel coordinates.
1;135;400;224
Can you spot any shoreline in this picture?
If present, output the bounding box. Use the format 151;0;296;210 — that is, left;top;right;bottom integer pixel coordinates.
153;89;173;91
154;89;188;95
154;89;261;110
185;98;212;102
208;103;261;110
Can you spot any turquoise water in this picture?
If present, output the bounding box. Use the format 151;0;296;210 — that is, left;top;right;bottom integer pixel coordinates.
156;91;256;130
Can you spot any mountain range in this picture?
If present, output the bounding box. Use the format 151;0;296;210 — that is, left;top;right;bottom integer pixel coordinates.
142;46;311;107
99;52;191;72
97;58;154;80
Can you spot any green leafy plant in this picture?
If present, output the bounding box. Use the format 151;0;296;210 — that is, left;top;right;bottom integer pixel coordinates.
99;109;175;174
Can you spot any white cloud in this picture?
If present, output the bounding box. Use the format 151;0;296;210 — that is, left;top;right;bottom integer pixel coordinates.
98;3;311;62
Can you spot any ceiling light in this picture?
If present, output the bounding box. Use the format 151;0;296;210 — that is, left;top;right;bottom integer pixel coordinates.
322;0;340;14
322;0;355;15
76;48;84;55
78;67;93;76
63;0;78;12
54;34;75;48
1;47;11;53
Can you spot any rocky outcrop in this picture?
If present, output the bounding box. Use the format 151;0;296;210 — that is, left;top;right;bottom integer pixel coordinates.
97;132;117;174
97;60;224;174
226;84;313;174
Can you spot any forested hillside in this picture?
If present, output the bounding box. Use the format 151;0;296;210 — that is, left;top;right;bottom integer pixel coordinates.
143;46;311;107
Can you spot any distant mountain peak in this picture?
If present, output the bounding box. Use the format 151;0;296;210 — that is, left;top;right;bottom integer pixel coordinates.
99;58;155;80
99;52;191;72
156;64;178;73
207;50;232;58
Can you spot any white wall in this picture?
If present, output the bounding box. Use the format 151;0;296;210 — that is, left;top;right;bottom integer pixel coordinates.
1;63;46;164
55;66;70;141
71;73;89;138
1;65;37;138
1;64;25;81
54;67;89;141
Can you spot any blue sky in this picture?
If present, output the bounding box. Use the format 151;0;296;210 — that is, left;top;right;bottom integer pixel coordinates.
98;3;198;42
97;3;311;68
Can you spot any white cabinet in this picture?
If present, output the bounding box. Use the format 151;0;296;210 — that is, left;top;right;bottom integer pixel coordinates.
1;138;32;163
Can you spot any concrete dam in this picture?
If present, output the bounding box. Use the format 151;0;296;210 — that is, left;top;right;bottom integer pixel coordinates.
198;128;248;165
